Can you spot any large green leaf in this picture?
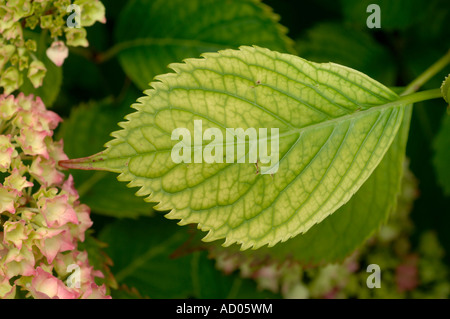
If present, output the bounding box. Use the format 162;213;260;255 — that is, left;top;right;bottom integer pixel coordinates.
62;46;409;250
114;0;295;89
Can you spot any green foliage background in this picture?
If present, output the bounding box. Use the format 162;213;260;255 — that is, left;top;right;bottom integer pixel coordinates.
47;0;449;298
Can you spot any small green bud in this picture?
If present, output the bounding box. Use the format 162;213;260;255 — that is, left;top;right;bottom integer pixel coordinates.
64;27;88;47
9;53;18;66
27;60;47;88
0;6;15;33
0;44;15;70
24;39;37;52
2;22;23;41
18;53;29;71
0;66;23;95
40;14;53;29
75;0;106;27
25;15;39;29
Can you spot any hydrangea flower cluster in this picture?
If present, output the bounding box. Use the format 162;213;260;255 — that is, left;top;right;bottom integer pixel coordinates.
0;93;111;299
0;0;105;94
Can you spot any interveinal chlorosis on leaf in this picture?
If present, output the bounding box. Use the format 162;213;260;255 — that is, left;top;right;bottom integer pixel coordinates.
61;46;409;250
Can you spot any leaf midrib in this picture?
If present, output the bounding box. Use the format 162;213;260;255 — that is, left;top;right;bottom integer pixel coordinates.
120;100;405;155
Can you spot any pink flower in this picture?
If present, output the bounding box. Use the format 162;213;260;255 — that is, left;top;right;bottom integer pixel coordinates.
0;94;17;120
0;276;16;299
29;156;65;187
49;139;69;163
2;246;35;279
0;134;17;171
0;184;18;214
71;204;93;242
14;92;32;111
3;220;29;250
16;127;50;159
81;283;111;299
35;228;75;264
12;95;61;132
39;194;79;228
30;267;79;299
4;168;33;194
0;92;112;299
62;175;79;202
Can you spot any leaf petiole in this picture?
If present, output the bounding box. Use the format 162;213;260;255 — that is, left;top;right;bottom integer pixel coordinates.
390;88;443;106
402;49;450;96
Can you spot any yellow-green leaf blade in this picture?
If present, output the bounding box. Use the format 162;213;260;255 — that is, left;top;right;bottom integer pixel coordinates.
67;46;406;249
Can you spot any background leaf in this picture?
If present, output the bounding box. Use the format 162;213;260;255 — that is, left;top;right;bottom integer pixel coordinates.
113;0;296;89
340;0;429;31
99;216;279;298
295;22;396;86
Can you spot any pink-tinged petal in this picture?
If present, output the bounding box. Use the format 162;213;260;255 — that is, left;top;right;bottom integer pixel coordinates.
0;134;17;172
27;60;47;88
13;109;37;129
62;175;79;201
39;231;75;264
80;264;98;285
0;276;16;299
40;109;62;131
30;267;79;299
71;204;92;241
29;156;65;187
46;41;69;67
49;139;69;166
21;209;36;221
3;220;29;250
15;92;32;111
3;168;33;194
0;147;14;171
0;94;17;119
34;227;64;240
81;283;111;299
53;250;78;276
30;105;62;133
12;96;60;133
3;246;35;278
35;227;75;264
0;184;18;214
16;127;50;159
40;194;79;228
